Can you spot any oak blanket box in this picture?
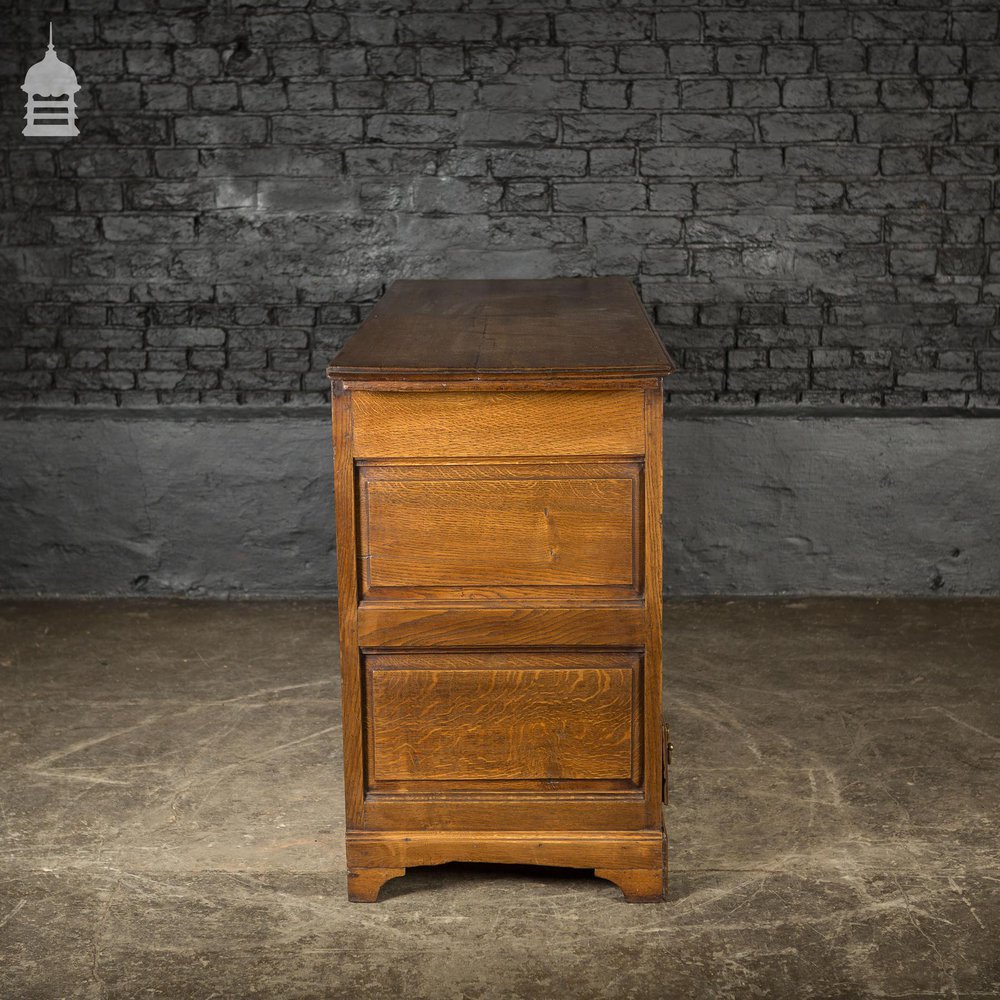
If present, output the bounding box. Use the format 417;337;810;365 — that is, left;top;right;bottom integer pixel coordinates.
327;276;676;902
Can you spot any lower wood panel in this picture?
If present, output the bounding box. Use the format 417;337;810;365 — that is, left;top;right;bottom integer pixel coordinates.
365;651;640;786
370;669;632;783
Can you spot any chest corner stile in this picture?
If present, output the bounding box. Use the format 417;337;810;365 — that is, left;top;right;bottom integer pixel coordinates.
327;277;675;903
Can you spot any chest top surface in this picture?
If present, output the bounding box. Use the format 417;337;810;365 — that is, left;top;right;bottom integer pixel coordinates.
327;276;676;382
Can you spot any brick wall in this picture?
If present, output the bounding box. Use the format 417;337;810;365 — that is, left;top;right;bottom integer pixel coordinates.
2;1;999;411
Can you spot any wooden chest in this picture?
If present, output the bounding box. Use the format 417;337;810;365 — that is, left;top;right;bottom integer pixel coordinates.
327;277;676;902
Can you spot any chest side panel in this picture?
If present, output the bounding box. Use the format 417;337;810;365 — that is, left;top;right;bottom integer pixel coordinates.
334;383;664;833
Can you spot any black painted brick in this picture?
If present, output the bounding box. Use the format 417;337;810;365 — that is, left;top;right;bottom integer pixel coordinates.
1;2;998;410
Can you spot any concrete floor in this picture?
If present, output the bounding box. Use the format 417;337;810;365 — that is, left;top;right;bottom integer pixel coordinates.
0;599;997;999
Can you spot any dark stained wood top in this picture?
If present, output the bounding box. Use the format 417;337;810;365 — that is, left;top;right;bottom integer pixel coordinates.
327;277;677;381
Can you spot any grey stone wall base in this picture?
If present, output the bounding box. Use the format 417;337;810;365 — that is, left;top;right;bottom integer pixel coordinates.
664;415;1000;595
1;412;997;597
0;411;336;597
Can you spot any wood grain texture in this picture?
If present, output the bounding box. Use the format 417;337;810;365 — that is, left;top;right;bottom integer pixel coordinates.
331;392;365;829
643;385;665;828
360;796;649;832
348;830;664;871
337;376;662;393
594;867;665;903
365;653;637;783
327;277;676;381
358;461;640;598
351;389;646;458
356;605;645;648
347;867;405;903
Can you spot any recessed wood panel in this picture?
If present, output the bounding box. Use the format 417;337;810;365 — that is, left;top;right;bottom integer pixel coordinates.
350;390;645;458
365;652;638;784
357;461;642;600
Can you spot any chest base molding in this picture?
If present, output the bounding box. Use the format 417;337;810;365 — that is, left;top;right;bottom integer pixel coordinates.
346;829;666;902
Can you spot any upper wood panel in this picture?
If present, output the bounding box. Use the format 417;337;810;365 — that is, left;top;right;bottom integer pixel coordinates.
357;460;641;601
327;277;676;381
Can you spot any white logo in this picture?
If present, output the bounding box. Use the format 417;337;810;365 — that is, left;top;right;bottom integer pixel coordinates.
22;24;81;137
